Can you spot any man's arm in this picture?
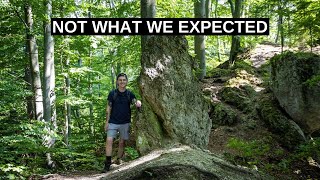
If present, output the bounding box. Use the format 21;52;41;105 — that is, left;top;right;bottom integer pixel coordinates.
105;102;112;131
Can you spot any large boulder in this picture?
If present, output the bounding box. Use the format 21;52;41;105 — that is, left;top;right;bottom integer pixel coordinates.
270;52;320;134
136;36;211;154
102;146;271;180
257;93;306;149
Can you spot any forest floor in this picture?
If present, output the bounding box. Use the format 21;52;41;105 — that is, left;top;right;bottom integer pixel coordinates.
40;43;320;180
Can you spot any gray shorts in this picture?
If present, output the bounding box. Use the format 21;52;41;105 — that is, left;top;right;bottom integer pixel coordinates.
107;123;130;140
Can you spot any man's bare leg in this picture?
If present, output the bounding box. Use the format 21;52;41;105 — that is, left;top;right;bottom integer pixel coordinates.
103;137;113;172
116;138;125;164
106;137;113;156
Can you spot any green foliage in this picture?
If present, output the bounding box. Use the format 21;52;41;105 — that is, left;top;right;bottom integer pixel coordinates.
0;120;49;179
227;138;270;160
124;147;139;161
294;138;320;161
304;75;320;87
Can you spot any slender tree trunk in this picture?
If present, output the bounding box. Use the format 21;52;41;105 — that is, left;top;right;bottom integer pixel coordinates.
310;26;313;53
88;10;94;135
205;0;211;18
43;0;56;168
111;65;116;89
194;0;206;80
275;15;280;43
116;62;121;75
280;14;284;52
277;0;284;52
65;76;71;145
24;67;34;120
24;7;35;120
62;46;71;146
75;58;82;124
228;0;242;66
43;0;56;125
25;4;43;121
214;0;221;61
141;0;156;52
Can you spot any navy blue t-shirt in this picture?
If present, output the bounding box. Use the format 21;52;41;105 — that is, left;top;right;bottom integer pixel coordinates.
108;89;136;124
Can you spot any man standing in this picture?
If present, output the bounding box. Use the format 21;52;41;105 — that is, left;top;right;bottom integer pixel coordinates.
103;73;141;172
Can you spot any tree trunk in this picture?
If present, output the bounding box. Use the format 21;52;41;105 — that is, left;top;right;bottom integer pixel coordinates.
25;4;43;121
275;14;280;44
64;74;71;146
24;66;34;120
43;0;56;168
205;0;211;18
228;0;242;66
24;6;35;120
111;65;116;89
43;0;56;125
141;0;156;51
278;1;284;52
63;48;71;146
88;25;94;136
214;0;221;61
194;0;206;80
137;36;211;155
310;26;313;53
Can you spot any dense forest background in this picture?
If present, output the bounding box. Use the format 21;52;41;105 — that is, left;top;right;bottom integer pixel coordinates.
0;0;320;179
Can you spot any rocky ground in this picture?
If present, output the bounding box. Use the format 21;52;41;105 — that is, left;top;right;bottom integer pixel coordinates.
204;43;320;179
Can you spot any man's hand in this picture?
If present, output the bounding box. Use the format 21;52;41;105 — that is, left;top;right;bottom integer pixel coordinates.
135;100;142;108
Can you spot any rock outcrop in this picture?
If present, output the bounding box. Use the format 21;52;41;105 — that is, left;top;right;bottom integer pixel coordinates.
270;52;320;134
257;93;306;149
102;146;270;180
136;36;211;154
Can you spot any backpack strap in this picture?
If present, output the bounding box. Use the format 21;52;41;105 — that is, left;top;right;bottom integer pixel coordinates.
112;89;131;105
112;89;118;103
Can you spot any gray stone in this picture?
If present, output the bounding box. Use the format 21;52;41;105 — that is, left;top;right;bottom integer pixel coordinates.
257;94;306;149
270;52;320;134
135;36;211;155
102;146;271;180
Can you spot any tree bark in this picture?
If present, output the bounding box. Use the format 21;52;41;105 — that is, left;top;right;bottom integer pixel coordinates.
24;66;34;120
228;0;242;66
25;4;44;121
43;0;56;168
43;0;56;125
194;0;206;80
141;0;156;52
63;48;71;146
214;0;221;62
24;6;35;120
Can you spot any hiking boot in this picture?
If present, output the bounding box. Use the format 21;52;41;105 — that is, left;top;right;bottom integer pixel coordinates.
102;161;111;173
114;158;123;165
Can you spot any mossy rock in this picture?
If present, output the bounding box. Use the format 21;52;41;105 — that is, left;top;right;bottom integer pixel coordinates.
210;102;238;126
218;87;253;113
102;146;272;180
270;51;320;134
257;93;306;149
231;60;256;75
206;68;234;78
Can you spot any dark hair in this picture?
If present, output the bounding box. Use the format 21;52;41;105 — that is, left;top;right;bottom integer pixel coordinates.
117;73;128;80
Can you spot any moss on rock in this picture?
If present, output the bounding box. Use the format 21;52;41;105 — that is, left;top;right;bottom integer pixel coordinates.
210;102;238;126
257;94;306;149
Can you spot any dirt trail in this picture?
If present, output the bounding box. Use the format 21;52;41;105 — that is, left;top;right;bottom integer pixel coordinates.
250;43;320;68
